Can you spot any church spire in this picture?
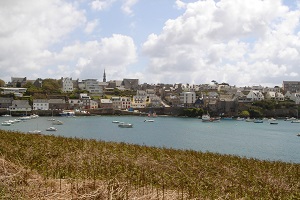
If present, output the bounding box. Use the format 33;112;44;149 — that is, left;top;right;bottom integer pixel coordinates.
103;69;106;82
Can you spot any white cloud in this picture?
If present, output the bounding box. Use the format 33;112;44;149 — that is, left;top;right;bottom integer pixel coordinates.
121;0;138;15
90;0;116;11
0;0;86;80
84;19;99;34
142;0;300;86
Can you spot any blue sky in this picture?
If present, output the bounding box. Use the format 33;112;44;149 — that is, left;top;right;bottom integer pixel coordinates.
1;0;300;87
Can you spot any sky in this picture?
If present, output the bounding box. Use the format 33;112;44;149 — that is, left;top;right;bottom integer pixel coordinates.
1;0;300;87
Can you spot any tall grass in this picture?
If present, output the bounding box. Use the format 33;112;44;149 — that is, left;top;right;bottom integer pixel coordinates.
0;130;299;199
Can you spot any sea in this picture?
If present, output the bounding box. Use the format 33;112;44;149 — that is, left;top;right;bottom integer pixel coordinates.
1;115;299;163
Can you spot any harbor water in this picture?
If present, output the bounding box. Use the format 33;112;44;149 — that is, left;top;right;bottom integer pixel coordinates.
1;115;299;163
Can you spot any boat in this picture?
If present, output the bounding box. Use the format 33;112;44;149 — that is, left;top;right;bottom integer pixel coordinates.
52;120;63;125
28;130;41;134
118;122;133;128
297;133;300;136
46;127;57;131
1;114;11;117
18;116;31;120
30;114;39;119
112;121;120;123
270;122;278;125
144;119;154;122
254;119;263;123
1;121;12;126
59;110;75;117
291;120;300;123
236;117;245;121
245;118;254;122
201;113;211;122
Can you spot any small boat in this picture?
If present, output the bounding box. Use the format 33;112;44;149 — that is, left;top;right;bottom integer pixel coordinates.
236;117;245;121
52;120;63;125
46;127;57;131
201;114;211;122
48;118;56;121
112;121;120;123
297;133;300;136
270;122;278;125
1;121;12;126
245;118;254;122
254;119;263;123
118;122;133;128
1;114;11;117
18;116;31;120
28;130;42;134
291;120;300;123
144;119;154;122
30;114;39;119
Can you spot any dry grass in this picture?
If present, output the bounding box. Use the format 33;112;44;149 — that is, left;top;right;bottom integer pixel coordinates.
0;130;299;199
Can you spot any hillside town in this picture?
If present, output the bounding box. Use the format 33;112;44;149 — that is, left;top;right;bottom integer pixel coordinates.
0;72;300;118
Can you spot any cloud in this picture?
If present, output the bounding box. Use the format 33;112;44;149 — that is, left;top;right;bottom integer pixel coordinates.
0;0;86;80
142;0;300;86
54;34;137;79
121;0;138;15
90;0;116;11
84;19;99;34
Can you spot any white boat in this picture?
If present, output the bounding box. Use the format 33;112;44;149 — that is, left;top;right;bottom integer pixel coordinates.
59;110;75;117
245;118;254;122
52;120;63;125
112;121;120;123
201;114;210;122
1;114;11;117
118;122;133;128
30;114;39;119
254;119;263;123
144;119;154;122
297;133;300;136
28;130;42;134
46;127;57;131
291;120;300;123
1;121;12;126
236;117;245;121
18;116;31;120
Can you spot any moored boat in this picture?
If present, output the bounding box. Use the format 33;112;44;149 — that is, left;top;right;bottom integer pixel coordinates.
46;127;57;131
28;130;42;134
1;121;12;126
118;122;133;128
52;120;63;125
201;114;211;122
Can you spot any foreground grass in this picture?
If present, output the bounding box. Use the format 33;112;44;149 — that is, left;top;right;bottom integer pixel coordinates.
0;130;299;199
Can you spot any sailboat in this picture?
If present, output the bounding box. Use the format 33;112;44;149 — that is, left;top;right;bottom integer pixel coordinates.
291;110;300;123
48;109;55;121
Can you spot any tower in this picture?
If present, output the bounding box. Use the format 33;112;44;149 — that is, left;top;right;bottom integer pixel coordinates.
103;69;106;82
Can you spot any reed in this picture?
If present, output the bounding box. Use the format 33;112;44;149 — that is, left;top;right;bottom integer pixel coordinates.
0;130;299;199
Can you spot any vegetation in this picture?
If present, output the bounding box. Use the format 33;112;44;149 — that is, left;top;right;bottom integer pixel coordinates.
179;108;204;117
0;130;299;199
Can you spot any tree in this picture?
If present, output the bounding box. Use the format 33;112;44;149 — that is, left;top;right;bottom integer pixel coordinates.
0;79;5;87
42;79;61;94
240;110;250;118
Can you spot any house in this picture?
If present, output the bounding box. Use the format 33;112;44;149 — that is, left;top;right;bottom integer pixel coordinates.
120;97;131;109
90;100;98;109
9;100;32;112
80;93;91;109
283;81;300;93
131;95;147;108
265;92;285;101
122;79;139;90
78;79;102;94
8;77;27;87
100;99;113;109
33;99;49;110
61;77;74;93
68;99;83;110
246;90;264;102
289;93;300;104
111;97;122;109
48;99;66;110
0;97;13;109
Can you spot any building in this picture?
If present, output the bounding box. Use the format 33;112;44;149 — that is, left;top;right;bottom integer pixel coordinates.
180;92;196;107
33;99;49;110
0;87;27;97
61;77;74;93
0;97;13;109
122;79;139;90
79;79;102;94
9;77;27;87
68;99;83;110
265;92;285;101
48;99;66;110
80;93;91;109
283;81;300;93
9;100;32;112
246;90;264;102
100;99;113;109
120;97;131;109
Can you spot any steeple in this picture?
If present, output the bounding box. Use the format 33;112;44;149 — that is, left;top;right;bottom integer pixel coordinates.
103;69;106;82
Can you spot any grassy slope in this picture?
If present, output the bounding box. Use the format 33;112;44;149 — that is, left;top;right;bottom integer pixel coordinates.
0;130;299;199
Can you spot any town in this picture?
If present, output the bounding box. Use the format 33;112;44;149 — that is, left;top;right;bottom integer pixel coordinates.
0;73;300;118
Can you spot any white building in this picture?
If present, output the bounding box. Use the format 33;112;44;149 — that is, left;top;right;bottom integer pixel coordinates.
0;87;27;97
265;92;284;101
79;79;102;94
246;90;264;102
61;77;74;93
289;93;300;104
33;99;49;110
9;100;32;112
180;92;196;107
